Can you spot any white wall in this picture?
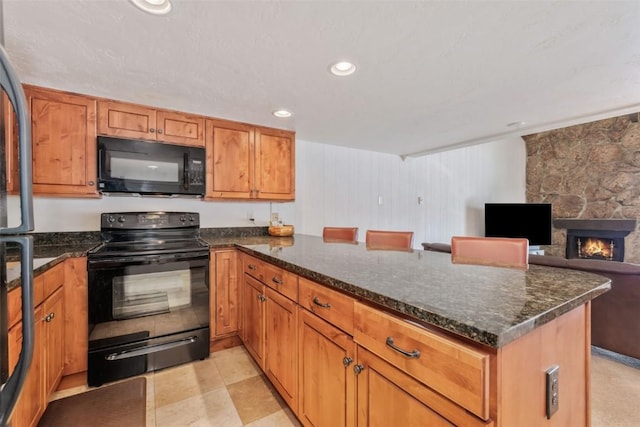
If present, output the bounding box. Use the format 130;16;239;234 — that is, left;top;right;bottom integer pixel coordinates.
7;137;526;246
294;136;527;247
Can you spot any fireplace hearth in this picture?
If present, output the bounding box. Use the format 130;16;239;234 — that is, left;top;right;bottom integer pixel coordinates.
554;219;637;262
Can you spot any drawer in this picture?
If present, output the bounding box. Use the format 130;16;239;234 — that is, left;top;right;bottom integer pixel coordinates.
242;254;266;282
353;302;490;420
6;266;55;327
43;262;64;301
299;278;355;334
263;263;298;302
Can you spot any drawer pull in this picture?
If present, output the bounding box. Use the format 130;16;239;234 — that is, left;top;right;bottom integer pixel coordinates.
312;297;331;309
386;337;421;359
343;357;353;367
248;264;257;270
272;277;284;285
257;294;266;302
353;364;365;375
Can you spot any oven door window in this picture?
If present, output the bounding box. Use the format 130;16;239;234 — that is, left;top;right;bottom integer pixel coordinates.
112;268;191;319
88;258;209;345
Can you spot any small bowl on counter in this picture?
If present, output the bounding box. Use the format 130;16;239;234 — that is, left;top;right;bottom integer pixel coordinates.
268;224;294;237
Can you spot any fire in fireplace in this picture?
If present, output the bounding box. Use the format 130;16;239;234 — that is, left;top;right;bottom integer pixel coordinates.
554;219;637;263
577;237;615;261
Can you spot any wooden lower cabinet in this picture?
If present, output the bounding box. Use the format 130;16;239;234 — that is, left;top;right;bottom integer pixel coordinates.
298;308;356;427
239;259;592;427
212;249;240;338
63;257;87;376
264;287;298;412
43;286;65;396
242;274;266;368
7;263;66;427
8;305;46;427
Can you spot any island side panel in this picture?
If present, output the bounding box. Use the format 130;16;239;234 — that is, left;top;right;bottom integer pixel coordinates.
497;302;590;426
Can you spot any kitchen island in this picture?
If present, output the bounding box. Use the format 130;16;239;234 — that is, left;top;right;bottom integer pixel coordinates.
7;232;610;426
209;234;610;427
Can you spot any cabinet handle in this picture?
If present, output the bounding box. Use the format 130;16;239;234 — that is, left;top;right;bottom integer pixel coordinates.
312;297;331;309
385;337;420;359
248;264;257;270
150;128;155;133
88;180;95;186
353;364;364;375
343;357;353;367
157;129;163;134
257;294;266;302
272;277;284;285
44;313;54;323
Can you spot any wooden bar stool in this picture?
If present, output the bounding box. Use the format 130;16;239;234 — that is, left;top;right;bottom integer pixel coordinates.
322;227;358;243
450;236;529;269
365;230;414;251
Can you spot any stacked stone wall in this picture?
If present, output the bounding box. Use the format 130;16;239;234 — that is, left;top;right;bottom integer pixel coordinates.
523;113;640;263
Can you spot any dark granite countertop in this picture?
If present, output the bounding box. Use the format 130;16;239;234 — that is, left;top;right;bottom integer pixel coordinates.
207;234;611;349
6;231;611;349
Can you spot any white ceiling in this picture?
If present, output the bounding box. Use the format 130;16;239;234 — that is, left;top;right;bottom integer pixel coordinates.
3;0;640;157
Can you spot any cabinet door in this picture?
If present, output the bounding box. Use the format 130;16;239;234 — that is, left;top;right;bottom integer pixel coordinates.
3;92;18;193
43;286;64;396
26;86;98;197
242;275;265;368
156;110;204;147
298;308;356;427
355;347;454;427
205;119;254;199
97;100;156;140
264;287;298;413
63;257;88;375
254;126;295;200
213;250;240;337
8;305;46;427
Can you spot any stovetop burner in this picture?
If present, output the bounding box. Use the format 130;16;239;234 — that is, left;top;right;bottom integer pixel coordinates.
89;211;208;258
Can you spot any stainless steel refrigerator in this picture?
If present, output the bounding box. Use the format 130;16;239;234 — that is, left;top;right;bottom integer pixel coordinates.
0;5;36;425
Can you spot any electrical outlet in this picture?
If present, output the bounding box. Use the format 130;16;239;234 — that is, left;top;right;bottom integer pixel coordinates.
546;365;559;419
417;196;424;205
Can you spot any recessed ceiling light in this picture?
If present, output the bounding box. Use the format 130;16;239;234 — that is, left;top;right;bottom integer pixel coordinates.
273;110;292;118
330;61;357;77
130;0;172;15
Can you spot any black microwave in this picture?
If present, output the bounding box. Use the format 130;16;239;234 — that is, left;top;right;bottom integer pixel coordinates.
97;136;206;196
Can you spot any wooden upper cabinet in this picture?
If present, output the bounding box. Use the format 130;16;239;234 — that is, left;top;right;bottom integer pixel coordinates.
206;119;254;199
206;120;295;201
97;100;204;147
25;86;98;197
3;92;19;193
255;126;295;200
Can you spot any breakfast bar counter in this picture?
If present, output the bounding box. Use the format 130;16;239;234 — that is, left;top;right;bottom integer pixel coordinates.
217;234;611;349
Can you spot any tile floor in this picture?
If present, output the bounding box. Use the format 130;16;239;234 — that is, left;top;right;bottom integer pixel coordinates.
50;346;301;427
50;345;640;426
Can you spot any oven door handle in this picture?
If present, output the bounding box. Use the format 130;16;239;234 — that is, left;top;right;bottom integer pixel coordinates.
105;336;198;361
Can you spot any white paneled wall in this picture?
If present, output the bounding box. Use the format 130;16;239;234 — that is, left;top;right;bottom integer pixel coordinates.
7;137;524;242
295;137;526;248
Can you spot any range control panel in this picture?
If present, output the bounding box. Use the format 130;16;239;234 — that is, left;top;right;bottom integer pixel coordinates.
100;211;200;229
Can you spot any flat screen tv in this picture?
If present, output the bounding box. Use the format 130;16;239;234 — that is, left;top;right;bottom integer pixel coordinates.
484;203;552;246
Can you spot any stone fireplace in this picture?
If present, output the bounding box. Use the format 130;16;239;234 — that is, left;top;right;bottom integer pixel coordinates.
555;219;636;262
524;112;640;264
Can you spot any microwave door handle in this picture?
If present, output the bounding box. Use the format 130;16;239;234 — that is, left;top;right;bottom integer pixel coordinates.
183;153;189;191
0;46;34;233
0;236;35;425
